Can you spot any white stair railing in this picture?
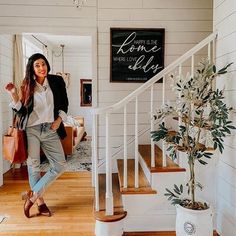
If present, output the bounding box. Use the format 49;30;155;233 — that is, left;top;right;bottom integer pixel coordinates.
105;113;113;215
92;32;217;216
123;105;128;188
150;85;155;168
92;114;99;211
161;75;167;167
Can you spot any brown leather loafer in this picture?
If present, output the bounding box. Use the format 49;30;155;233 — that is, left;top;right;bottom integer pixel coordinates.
38;203;52;217
24;199;34;218
22;190;34;218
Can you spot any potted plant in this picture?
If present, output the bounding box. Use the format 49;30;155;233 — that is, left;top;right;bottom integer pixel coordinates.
151;59;235;236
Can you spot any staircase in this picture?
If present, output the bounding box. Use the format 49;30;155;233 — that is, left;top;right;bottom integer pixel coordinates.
92;32;217;236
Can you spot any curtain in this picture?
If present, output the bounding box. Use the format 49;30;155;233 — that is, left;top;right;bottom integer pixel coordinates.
13;35;24;91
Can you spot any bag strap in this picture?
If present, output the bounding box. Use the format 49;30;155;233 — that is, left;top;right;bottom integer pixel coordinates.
7;114;19;135
12;114;18;128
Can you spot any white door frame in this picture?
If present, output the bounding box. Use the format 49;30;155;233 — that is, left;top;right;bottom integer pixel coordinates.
0;26;98;186
0;74;3;186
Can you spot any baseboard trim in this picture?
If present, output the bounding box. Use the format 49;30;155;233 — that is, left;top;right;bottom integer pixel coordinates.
123;230;219;235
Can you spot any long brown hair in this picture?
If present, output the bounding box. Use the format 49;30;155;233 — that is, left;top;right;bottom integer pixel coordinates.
21;53;51;106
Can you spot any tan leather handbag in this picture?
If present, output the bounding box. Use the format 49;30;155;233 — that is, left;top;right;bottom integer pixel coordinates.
3;117;27;164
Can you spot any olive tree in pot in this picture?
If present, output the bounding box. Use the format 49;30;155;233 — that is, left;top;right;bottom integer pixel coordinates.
151;59;235;236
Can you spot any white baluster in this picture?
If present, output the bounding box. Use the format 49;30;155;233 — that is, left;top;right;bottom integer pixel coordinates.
162;141;166;167
150;85;155;167
176;64;183;165
124;105;128;188
162;75;165;105
212;38;216;90
92;114;99;211
208;42;211;63
135;97;139;188
213;38;216;64
105;113;113;215
162;75;167;167
191;55;194;77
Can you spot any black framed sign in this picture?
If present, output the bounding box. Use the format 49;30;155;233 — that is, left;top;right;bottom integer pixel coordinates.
110;28;165;83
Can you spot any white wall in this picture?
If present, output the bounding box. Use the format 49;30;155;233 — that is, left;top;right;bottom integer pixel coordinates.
213;0;236;235
53;51;93;135
97;0;213;158
0;35;14;177
0;0;97;33
0;1;212;180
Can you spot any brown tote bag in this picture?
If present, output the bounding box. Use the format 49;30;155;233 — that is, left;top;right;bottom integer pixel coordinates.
3;116;27;164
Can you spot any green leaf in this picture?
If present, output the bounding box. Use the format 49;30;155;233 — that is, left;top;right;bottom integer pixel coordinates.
198;159;208;165
165;188;173;194
227;125;236;129
225;127;231;134
219;144;223;153
213;65;216;73
196;182;203;190
204;152;213;156
174;184;179;191
174;189;180;195
180;184;183;193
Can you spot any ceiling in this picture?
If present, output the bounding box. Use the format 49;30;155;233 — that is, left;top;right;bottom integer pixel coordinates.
31;34;92;53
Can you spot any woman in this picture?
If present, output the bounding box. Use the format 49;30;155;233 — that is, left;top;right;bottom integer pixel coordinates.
5;53;69;218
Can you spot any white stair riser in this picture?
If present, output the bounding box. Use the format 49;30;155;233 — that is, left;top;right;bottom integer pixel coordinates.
123;194;174;214
124;213;176;231
151;172;186;194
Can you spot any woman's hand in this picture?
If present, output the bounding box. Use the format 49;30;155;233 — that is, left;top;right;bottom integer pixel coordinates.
5;82;19;103
50;117;62;131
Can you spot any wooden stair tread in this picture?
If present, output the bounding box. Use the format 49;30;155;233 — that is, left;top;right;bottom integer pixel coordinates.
117;159;157;194
139;144;186;173
94;173;127;222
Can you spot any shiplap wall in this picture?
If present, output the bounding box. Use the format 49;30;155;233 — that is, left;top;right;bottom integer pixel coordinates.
0;0;97;178
0;35;14;175
97;0;213;157
214;0;236;235
53;52;93;135
0;1;212;177
0;0;97;33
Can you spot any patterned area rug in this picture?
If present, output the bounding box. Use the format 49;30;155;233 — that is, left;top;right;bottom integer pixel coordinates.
40;140;92;172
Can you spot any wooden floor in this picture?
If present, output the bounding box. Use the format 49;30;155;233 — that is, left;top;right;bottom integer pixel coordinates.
0;167;219;236
0;167;95;236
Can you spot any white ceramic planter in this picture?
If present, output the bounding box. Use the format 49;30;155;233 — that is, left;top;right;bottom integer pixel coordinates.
95;219;124;236
176;204;213;236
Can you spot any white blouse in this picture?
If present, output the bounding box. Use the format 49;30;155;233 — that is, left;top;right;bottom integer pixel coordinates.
10;78;67;127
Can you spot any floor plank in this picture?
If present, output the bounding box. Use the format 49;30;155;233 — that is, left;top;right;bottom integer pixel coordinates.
0;167;95;236
0;167;219;236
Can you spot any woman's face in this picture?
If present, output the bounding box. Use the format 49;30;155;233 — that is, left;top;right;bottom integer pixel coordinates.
33;58;48;79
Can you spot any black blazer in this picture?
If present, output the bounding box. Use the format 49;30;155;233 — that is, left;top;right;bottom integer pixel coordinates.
15;74;69;139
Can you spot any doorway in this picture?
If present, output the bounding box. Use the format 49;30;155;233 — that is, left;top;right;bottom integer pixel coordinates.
0;28;97;184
